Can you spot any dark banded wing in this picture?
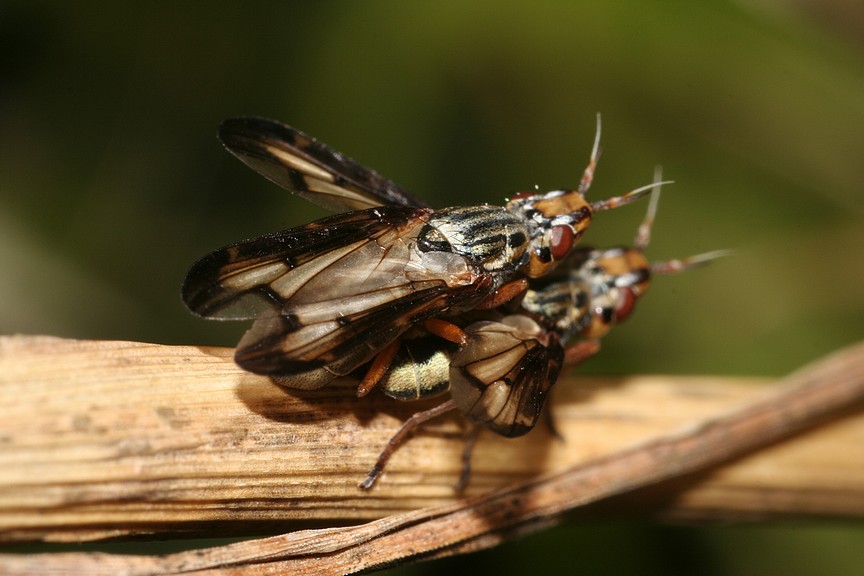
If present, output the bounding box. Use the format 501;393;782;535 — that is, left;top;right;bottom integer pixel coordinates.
182;206;434;319
219;117;430;212
236;278;489;380
182;204;493;379
449;317;563;437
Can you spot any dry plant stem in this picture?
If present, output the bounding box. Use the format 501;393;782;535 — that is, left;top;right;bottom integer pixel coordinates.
1;339;863;575
12;335;836;542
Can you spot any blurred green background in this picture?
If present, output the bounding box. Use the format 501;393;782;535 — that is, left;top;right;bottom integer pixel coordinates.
1;1;863;574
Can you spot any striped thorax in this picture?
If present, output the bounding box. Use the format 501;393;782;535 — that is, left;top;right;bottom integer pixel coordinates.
417;205;531;282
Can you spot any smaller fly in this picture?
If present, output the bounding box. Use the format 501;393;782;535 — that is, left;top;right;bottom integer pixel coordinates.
359;180;727;489
182;116;656;391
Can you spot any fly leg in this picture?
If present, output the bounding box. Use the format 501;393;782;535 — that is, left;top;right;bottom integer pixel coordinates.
356;319;469;398
455;422;481;493
359;399;460;490
541;340;601;441
475;278;529;310
564;339;601;365
356;338;402;397
424;318;468;345
541;390;564;441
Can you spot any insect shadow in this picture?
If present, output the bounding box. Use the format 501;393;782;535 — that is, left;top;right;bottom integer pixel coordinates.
234;372;447;428
231;369;614;491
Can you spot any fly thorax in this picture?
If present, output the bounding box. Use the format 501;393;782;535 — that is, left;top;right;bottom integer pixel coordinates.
521;276;591;340
417;205;530;275
506;189;594;278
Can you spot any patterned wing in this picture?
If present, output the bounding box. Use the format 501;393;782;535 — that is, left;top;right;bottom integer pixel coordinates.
182;205;493;381
237;279;489;383
182;206;428;319
219;117;430;212
449;316;564;437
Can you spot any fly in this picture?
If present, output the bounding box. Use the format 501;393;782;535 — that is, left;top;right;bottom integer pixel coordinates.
182;116;655;389
359;179;727;489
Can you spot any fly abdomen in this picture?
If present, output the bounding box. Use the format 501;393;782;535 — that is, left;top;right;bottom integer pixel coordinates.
380;336;454;401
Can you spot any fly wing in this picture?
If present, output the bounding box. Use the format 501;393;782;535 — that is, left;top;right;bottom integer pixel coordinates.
182;206;432;319
236;278;489;380
449;317;564;437
182;204;493;379
219;117;430;212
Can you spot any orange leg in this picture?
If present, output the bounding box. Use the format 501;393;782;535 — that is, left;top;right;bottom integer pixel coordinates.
424;318;468;346
475;278;529;310
355;338;401;397
358;319;468;398
564;339;601;366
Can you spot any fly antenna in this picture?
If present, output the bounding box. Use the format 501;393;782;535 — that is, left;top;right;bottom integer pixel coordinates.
590;179;673;213
634;166;663;250
651;249;732;275
578;113;602;196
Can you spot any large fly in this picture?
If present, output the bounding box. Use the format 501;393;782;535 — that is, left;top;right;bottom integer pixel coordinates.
182;116;656;389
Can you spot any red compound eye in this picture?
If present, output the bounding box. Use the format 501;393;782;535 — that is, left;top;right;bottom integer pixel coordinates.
509;191;535;201
614;287;637;323
549;225;574;261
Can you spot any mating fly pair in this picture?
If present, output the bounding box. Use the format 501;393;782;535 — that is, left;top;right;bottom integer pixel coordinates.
181;116;689;488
